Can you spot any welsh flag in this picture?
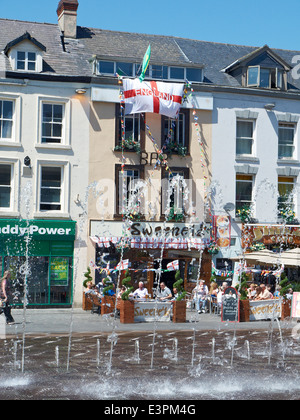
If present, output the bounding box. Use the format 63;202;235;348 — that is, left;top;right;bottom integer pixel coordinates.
123;78;184;119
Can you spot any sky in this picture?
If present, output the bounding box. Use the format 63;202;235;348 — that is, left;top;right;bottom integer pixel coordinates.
1;0;300;51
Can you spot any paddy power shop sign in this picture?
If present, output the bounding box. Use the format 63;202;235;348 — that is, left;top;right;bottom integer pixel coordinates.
0;220;76;307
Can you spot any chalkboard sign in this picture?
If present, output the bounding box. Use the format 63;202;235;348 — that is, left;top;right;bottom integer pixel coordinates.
221;287;240;323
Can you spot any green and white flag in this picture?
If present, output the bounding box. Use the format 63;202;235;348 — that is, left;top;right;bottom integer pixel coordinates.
139;45;151;82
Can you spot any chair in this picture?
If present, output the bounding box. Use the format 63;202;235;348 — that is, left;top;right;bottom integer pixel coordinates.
209;295;220;315
86;293;101;315
185;292;195;311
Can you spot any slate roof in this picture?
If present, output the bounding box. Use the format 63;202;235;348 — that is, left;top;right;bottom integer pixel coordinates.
0;17;300;91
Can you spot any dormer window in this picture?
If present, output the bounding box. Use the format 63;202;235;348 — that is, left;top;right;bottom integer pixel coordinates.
223;45;291;92
247;66;283;89
17;51;37;72
4;32;46;74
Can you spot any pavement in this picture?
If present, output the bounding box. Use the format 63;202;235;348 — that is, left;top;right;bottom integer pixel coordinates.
3;307;296;336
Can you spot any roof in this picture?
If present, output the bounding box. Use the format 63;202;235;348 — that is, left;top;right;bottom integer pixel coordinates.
0;17;300;91
4;31;47;55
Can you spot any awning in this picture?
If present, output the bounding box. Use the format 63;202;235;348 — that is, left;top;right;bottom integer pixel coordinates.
90;236;210;251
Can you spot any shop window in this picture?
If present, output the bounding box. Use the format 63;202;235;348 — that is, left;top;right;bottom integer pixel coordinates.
42;103;64;144
278;176;295;219
0;164;12;209
162;109;190;156
236;174;253;216
0;100;14;140
40;166;62;211
278;123;295;159
236;120;254;156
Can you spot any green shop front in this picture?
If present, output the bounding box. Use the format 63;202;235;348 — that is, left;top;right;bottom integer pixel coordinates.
0;219;76;307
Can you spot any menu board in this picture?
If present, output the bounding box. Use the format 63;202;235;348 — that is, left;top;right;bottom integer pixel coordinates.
50;257;69;286
221;287;240;323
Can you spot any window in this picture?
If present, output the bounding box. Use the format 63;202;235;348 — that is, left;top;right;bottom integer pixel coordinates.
42;104;64;144
247;66;283;89
17;51;37;71
116;62;133;77
236;175;253;215
0;164;12;209
115;105;145;152
170;67;185;80
0;100;13;139
97;60;203;82
168;171;186;219
99;61;115;75
117;166;142;216
278;123;295;159
186;68;203;83
162;109;189;156
278;176;295;219
40;167;62;211
236;120;254;155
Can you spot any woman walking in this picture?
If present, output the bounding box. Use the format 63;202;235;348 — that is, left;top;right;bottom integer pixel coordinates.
1;271;15;325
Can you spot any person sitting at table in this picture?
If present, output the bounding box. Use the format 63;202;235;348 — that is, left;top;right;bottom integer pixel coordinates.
247;283;257;300
117;285;127;299
131;281;149;300
193;280;209;314
157;282;173;301
255;284;272;301
172;287;179;301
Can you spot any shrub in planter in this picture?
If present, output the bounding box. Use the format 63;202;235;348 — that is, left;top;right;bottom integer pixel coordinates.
83;267;93;288
120;269;135;323
173;270;187;323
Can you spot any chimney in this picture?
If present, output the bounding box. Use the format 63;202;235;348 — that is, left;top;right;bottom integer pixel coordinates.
57;0;79;39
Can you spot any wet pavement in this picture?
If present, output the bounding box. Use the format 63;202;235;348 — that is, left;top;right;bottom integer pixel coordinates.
0;309;299;400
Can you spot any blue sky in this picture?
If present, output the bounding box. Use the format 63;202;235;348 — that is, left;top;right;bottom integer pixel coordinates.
1;0;300;51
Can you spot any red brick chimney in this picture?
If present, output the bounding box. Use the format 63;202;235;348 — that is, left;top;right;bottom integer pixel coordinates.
57;0;79;39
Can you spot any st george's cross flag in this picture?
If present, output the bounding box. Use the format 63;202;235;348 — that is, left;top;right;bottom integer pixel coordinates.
123;78;184;119
167;260;179;272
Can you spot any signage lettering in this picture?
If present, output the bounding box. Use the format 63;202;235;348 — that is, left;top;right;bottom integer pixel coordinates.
0;220;76;239
130;222;203;238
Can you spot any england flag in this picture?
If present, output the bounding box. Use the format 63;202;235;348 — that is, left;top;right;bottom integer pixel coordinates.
123;78;184;119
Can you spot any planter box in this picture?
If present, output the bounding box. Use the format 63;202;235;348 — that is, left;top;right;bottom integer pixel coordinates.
120;300;135;324
82;292;93;311
101;296;116;315
173;300;186;323
281;299;292;320
239;299;250;322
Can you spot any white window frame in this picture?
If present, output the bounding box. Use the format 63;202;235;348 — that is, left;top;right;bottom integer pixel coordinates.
97;61;203;83
236;119;255;156
36;97;71;150
278;176;296;217
247;66;283;89
278;123;296;160
35;160;70;218
0;158;20;216
16;51;37;72
0;95;21;146
235;174;254;216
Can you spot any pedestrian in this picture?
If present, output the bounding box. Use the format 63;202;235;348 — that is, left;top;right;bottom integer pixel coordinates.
0;271;15;325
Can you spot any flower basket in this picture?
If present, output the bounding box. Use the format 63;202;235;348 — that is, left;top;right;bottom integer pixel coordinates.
120;300;135;324
101;296;116;315
173;300;186;323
